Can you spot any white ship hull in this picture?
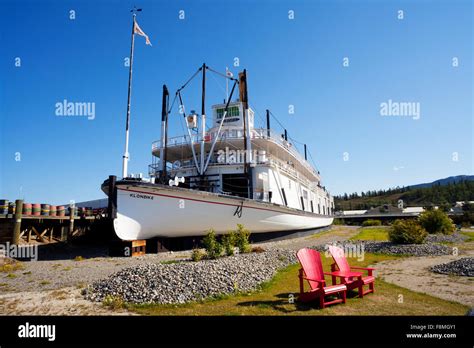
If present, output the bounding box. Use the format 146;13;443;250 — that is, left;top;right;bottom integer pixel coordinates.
110;182;333;240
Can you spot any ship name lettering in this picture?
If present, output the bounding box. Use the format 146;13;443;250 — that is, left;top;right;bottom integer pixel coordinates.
130;193;154;200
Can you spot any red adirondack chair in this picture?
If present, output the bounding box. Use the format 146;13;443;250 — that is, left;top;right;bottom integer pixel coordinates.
328;245;375;298
296;248;347;308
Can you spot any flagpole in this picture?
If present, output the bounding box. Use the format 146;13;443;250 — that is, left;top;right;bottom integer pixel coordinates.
122;13;136;179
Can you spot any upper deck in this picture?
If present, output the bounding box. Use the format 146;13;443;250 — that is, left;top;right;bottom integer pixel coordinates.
151;127;321;183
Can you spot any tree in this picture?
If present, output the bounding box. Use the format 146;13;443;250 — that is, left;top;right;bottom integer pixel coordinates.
418;210;454;235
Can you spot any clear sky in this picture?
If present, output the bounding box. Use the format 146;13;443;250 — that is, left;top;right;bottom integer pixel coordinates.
1;0;472;205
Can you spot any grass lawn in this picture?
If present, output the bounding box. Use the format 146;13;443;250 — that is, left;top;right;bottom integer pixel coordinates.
460;230;474;242
125;252;467;316
349;227;389;241
309;226;357;240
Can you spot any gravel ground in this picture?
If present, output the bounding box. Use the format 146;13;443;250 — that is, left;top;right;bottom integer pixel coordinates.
83;250;296;304
426;233;468;244
431;258;474;277
314;241;451;256
376;251;474;307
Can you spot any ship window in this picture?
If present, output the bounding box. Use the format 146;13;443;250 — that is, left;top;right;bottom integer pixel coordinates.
302;189;308;199
310;201;314;213
300;197;305;211
217;106;239;119
318;204;321;214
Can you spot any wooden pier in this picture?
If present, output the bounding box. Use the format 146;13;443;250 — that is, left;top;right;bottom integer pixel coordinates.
0;199;107;246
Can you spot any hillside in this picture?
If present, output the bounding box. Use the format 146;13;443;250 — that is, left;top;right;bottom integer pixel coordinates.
335;178;474;211
409;175;474;189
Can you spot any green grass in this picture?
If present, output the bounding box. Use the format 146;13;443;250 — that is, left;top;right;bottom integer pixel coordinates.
0;260;24;273
160;260;180;265
125;252;467;316
460;230;474;242
350;227;389;241
309;226;357;240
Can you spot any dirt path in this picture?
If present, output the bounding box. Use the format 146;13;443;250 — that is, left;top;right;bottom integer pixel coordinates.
0;287;133;315
376;246;474;307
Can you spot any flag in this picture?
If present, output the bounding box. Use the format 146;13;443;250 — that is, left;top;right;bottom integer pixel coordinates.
226;67;233;77
134;20;152;46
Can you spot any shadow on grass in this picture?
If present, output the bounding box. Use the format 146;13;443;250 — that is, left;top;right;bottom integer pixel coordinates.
236;291;359;313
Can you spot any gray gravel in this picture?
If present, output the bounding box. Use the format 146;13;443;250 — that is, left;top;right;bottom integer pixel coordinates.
431;258;474;277
314;241;451;256
83;250;296;304
425;233;468;244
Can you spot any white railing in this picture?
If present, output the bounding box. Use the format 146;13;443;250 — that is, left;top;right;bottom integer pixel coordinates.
149;152;319;192
152;128;319;176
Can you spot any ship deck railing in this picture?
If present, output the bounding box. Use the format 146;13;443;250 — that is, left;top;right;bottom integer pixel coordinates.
149;153;323;192
151;128;319;177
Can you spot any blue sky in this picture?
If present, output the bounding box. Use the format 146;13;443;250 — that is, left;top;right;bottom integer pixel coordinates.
0;0;472;204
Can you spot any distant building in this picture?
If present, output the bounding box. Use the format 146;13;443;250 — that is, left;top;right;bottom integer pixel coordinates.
365;205;402;215
339;205;425;217
402;207;425;214
340;210;367;216
452;201;474;214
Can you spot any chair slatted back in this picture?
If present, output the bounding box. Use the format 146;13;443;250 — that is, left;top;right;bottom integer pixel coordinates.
328;245;351;273
296;248;325;290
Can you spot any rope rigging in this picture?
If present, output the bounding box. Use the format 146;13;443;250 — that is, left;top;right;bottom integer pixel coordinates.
162;63;319;177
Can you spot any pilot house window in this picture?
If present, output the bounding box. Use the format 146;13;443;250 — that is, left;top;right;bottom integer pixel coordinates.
216;106;239;119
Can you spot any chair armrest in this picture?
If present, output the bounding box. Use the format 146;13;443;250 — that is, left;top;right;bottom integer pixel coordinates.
323;272;353;279
350;266;375;276
327;271;362;280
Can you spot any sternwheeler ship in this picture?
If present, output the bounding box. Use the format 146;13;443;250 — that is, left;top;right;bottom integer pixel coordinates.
102;63;334;240
101;15;333;241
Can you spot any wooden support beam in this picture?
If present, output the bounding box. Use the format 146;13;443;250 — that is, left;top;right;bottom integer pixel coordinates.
12;199;23;245
39;228;49;239
68;207;75;241
60;226;68;241
31;226;46;243
19;229;26;239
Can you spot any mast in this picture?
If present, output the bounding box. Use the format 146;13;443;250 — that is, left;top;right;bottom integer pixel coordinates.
122;12;137;178
266;109;271;138
200;63;206;175
239;69;253;199
160;84;169;181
